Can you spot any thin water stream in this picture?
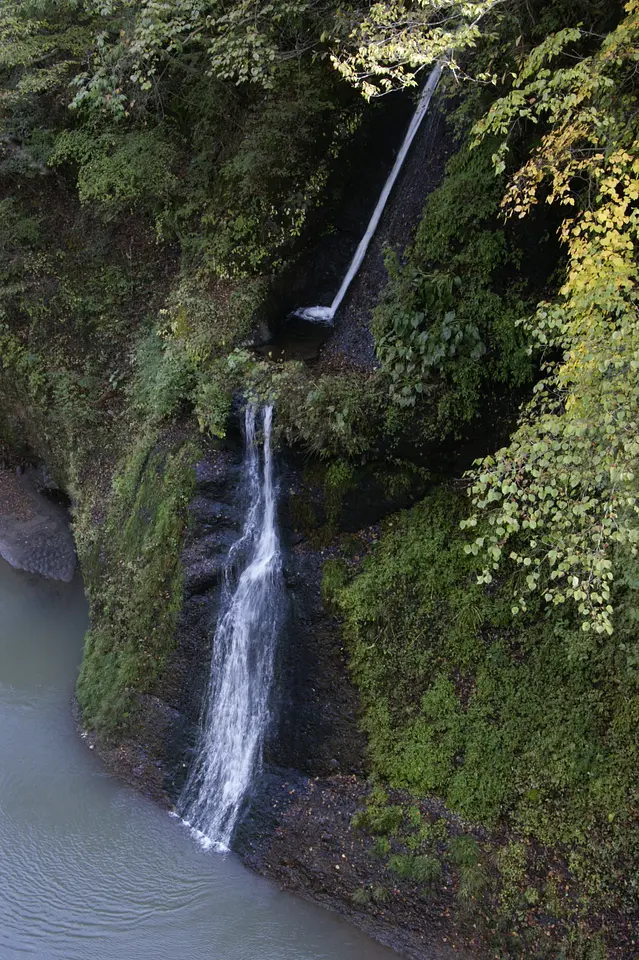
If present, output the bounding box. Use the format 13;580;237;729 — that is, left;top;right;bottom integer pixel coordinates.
294;63;442;323
0;555;397;959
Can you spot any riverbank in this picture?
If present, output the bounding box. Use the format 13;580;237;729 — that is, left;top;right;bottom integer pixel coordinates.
244;774;475;960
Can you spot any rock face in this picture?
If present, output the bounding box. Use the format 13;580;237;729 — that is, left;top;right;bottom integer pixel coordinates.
162;439;247;801
271;533;367;777
0;468;76;581
156;432;367;805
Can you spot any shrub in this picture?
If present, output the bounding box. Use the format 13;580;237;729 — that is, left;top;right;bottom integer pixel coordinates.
336;485;639;929
372;140;535;430
51;129;178;219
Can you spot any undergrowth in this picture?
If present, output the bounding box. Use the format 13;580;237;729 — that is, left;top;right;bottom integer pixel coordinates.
372;138;537;429
336;489;639;953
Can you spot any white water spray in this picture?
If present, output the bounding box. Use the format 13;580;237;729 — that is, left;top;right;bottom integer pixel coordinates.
294;63;443;324
180;405;283;851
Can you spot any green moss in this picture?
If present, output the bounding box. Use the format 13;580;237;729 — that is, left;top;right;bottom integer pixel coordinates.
324;460;355;527
336;487;639;949
76;431;199;734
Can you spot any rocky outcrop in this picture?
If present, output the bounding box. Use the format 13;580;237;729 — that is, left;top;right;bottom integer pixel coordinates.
0;468;76;581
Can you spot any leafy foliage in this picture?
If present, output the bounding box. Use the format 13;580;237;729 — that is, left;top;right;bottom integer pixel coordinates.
465;1;639;633
376;269;484;408
373;140;534;426
69;0;320;106
130;276;263;430
0;0;94;109
50;129;178;217
198;65;353;275
330;0;499;97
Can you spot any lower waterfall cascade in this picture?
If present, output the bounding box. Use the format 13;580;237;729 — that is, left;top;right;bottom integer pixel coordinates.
180;405;284;851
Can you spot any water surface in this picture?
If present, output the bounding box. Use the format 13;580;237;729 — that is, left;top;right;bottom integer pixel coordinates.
0;558;395;960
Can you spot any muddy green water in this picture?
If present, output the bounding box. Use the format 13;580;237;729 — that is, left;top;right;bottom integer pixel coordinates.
0;559;395;960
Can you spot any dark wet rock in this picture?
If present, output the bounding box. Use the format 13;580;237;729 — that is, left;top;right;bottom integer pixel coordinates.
0;467;76;581
183;557;226;598
77;438;248;806
182;532;237;598
77;694;181;805
188;495;242;529
112;427;377;802
101;430;377;803
160;442;248;800
319;99;454;371
269;534;368;778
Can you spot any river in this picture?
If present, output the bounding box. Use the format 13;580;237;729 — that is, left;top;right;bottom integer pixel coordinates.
0;558;395;960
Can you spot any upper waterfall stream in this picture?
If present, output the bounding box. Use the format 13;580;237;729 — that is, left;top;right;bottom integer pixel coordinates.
181;405;283;850
294;63;442;324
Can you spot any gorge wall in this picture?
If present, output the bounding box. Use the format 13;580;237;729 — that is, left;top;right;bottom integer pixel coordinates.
1;1;638;956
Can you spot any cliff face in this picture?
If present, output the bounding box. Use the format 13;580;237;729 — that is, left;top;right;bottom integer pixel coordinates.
64;86;459;813
115;435;369;796
73;428;472;960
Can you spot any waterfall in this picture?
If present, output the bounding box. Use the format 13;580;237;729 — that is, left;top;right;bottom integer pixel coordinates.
294;63;443;324
180;405;283;851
